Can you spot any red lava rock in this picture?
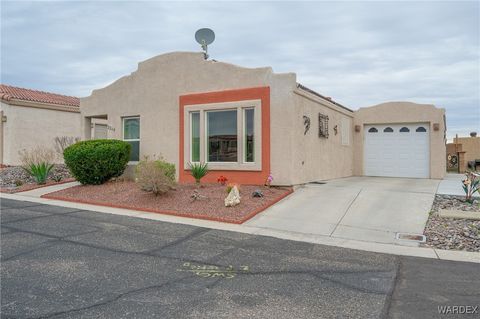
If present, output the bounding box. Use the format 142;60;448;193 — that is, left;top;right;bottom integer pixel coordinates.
42;181;292;224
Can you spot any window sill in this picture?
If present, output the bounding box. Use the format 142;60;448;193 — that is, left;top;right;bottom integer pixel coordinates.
184;162;261;172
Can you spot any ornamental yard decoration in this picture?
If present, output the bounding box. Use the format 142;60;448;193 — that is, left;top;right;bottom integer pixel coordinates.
318;113;329;138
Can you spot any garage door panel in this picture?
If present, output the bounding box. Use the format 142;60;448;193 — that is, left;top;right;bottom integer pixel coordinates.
364;124;429;178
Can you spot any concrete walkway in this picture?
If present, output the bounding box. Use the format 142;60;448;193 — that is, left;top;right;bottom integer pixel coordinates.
246;177;439;246
13;181;80;198
437;173;479;197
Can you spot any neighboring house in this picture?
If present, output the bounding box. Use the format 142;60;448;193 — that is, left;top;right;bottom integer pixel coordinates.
0;84;81;165
80;52;446;185
446;133;480;172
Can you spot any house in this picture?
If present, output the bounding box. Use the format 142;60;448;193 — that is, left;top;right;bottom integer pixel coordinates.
446;133;480;173
0;84;81;165
80;52;446;185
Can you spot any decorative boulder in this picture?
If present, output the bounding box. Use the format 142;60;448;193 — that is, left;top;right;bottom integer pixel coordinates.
225;186;241;207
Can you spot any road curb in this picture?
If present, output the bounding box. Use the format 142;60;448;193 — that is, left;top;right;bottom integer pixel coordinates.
2;192;479;264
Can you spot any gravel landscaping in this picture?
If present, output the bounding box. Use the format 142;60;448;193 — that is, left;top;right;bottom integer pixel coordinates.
42;181;292;223
0;165;74;193
423;194;480;252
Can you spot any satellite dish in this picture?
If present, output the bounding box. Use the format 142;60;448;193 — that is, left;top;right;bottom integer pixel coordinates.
195;28;215;59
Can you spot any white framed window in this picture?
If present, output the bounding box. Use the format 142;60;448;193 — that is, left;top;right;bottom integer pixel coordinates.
190;112;200;162
341;117;350;145
206;109;238;163
183;100;262;171
122;116;140;162
243;108;255;163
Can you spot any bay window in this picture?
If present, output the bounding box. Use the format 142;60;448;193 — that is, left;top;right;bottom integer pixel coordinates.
184;100;261;170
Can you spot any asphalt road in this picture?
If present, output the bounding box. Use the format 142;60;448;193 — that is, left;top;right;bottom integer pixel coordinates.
1;198;479;319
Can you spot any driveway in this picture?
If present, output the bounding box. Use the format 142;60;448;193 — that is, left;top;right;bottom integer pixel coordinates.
1;199;479;318
246;177;439;245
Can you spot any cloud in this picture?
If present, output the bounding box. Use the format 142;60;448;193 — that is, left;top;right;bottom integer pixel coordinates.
1;0;478;140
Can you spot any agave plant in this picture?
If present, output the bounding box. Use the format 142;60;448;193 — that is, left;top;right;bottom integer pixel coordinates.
23;162;55;185
462;172;480;203
188;162;208;185
19;147;56;185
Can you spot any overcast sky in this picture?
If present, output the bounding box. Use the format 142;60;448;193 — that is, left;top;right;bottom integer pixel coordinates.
1;1;479;140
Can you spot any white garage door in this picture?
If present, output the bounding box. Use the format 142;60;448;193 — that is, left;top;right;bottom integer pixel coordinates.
364;123;430;178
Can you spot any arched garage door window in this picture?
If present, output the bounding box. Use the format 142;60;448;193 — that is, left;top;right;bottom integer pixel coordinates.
416;126;427;132
399;127;410;133
383;127;394;133
368;127;378;133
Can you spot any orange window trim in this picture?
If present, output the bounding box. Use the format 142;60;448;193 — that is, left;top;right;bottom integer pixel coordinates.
179;86;270;185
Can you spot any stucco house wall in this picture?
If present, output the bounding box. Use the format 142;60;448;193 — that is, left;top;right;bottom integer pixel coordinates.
290;90;354;184
81;52;447;184
353;102;446;179
0;100;82;165
81;52;357;186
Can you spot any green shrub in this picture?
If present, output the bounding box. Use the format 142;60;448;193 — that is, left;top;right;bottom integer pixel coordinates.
136;157;176;195
188;162;208;185
24;163;55;185
63;139;130;185
18;147;56;184
154;159;176;183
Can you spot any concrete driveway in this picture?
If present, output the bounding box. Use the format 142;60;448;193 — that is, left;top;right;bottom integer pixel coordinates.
246;177;440;245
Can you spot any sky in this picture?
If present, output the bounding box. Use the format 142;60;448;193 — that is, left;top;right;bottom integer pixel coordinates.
1;1;479;140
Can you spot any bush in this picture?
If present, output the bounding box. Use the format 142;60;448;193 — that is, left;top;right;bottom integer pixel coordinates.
18;147;56;184
188;162;208;185
63;139;130;185
136;157;176;195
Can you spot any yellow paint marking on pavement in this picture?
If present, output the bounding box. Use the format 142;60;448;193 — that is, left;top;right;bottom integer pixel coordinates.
177;262;249;279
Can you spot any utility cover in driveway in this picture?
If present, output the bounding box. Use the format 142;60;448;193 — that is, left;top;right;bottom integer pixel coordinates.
364;123;430;178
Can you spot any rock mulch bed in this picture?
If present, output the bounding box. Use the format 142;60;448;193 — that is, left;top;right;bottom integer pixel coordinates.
423;195;480;252
42;181;292;224
0;165;74;193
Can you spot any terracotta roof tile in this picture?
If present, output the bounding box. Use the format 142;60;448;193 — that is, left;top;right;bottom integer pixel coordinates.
0;84;79;107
